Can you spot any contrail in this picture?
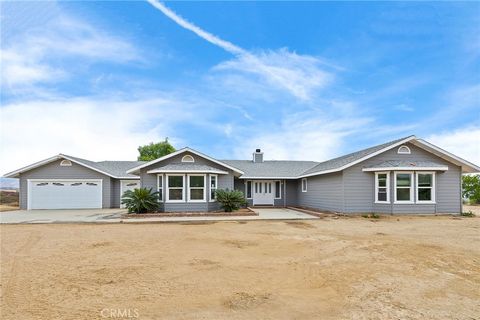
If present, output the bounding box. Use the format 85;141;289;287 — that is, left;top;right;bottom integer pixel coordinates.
146;0;246;56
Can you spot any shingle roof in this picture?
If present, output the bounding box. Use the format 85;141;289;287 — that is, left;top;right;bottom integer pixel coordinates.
300;136;414;176
364;160;447;169
149;163;229;173
221;160;319;178
64;155;145;178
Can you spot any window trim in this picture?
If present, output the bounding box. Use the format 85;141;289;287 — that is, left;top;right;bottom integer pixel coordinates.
245;181;252;199
166;174;185;203
60;160;72;166
157;175;163;202
394;171;414;204
181;155;195;163
397;145;411;154
416;172;436;204
274;180;281;199
301;178;307;192
209;174;218;202
187;174;206;203
374;172;390;204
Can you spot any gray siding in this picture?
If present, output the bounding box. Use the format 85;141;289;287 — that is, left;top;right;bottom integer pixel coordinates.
18;159;112;209
296;172;344;212
139;151;236;212
111;179;121;208
343;142;462;214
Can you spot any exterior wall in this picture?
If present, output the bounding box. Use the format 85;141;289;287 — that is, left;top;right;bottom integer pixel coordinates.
18;159;112;209
111;179;121;208
343;142;462;214
139;151;236;212
295;172;344;212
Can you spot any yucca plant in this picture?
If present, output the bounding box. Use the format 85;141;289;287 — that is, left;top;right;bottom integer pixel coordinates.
121;187;160;214
215;189;246;212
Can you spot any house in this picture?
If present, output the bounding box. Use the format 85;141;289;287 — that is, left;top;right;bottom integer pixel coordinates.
4;135;479;213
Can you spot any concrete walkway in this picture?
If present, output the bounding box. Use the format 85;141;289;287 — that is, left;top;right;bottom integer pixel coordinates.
0;208;316;224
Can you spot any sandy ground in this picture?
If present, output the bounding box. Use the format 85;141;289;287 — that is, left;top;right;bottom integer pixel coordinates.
464;205;480;216
0;204;19;212
1;216;479;320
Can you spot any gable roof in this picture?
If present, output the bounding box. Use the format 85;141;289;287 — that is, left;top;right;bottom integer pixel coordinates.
362;160;449;172
126;147;244;175
146;163;229;174
3;154;145;179
221;160;318;179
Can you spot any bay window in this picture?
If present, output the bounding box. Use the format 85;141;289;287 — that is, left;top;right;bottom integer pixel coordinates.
188;174;205;202
157;175;163;201
375;172;390;203
417;172;435;203
167;175;184;202
210;175;217;201
394;172;413;203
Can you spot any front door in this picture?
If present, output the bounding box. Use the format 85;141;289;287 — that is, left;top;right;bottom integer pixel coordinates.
253;180;274;205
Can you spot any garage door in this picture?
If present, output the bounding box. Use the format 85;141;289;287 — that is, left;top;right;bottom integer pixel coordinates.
28;180;102;209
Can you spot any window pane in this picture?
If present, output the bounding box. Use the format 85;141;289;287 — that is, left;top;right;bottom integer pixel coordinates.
254;182;257;193
377;174;387;187
275;181;280;198
169;188;183;200
211;189;216;200
190;176;204;188
259;183;262;193
418;188;432;201
247;181;252;198
158;177;163;188
397;188;411;201
190;188;204;200
418;174;432;187
396;174;411;187
158;189;162;201
169;176;183;187
210;176;217;188
378;192;387;202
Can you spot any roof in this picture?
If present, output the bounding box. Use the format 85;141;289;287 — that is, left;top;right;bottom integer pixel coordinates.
146;163;229;174
362;160;449;171
221;160;319;178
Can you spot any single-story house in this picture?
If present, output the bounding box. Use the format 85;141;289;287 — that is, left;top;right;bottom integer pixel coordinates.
4;135;479;214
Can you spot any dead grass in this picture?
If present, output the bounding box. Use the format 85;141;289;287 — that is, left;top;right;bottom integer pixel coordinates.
1;216;479;319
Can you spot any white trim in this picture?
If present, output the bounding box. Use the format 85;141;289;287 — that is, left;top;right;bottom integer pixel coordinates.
147;169;229;174
374;172;390;204
239;176;298;179
412;139;480;173
363;166;448;172
27;179;102;210
298;136;417;178
394;171;414;204
245;180;252;199
209;174;217;202
187;174;206;203
166;174;185;203
157;174;163;202
120;179;140;208
126;148;244;175
416;172;436;204
60;160;72;166
274;180;282;199
181;155;195;163
301;178;307;192
397;145;411;154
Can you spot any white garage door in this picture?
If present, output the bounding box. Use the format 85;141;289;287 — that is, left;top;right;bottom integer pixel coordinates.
28;180;102;209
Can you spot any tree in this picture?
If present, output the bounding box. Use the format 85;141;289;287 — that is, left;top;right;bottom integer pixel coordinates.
462;175;480;204
137;138;175;161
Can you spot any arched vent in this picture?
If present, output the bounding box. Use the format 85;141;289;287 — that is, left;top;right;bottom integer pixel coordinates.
181;155;195;163
60;160;72;166
397;145;411;154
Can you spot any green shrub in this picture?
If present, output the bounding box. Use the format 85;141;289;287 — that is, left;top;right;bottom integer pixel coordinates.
362;213;380;219
460;210;475;217
215;189;246;212
121;187;160;214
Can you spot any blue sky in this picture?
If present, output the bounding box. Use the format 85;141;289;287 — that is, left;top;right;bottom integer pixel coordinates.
1;1;479;175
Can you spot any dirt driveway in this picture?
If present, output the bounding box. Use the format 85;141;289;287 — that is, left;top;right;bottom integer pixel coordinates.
1;216;479;319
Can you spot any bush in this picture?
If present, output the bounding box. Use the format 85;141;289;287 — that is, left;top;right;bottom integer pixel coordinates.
121;188;160;214
460;211;475;217
361;213;380;219
215;189;246;212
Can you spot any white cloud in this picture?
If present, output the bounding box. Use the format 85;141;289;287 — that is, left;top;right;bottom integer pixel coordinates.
393;103;414;112
426;126;480;165
147;0;332;100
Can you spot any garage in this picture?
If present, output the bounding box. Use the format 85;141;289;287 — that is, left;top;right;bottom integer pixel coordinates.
28;179;102;209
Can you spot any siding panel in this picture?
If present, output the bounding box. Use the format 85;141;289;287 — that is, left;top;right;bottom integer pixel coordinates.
296;172;343;212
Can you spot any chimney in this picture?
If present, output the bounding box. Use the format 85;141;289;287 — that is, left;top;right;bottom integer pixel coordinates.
253;148;264;163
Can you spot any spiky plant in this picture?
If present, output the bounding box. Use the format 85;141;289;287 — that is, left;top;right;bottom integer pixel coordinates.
121;187;160;214
215;189;246;212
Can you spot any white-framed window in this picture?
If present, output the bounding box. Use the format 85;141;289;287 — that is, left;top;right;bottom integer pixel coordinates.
246;181;252;199
188;174;206;202
275;180;281;199
209;174;218;202
60;160;72;166
181;155;195;163
157;175;163;201
397;145;411;154
394;172;414;203
416;172;435;203
301;178;307;192
375;172;390;203
166;174;184;202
